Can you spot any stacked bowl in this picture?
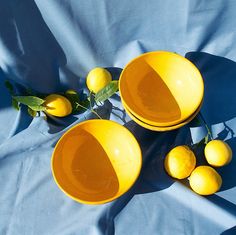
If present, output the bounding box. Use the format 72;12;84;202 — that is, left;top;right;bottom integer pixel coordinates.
119;51;204;131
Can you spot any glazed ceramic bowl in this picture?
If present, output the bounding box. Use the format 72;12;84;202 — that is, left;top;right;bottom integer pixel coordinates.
51;120;142;204
119;51;204;127
123;101;202;131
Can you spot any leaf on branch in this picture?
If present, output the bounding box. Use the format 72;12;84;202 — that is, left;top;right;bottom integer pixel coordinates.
12;98;19;110
13;96;45;107
28;105;46;111
95;81;119;103
27;107;37;117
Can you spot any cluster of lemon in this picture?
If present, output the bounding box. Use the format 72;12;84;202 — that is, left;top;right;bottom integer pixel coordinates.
44;68;111;117
164;140;232;195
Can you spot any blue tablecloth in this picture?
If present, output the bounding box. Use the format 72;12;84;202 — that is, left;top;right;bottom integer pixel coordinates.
1;1;236;234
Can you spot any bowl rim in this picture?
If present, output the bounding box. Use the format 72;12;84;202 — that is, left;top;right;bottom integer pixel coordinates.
123;100;203;131
119;50;204;127
51;119;142;205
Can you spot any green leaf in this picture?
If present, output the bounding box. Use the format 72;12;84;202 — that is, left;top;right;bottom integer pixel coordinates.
27;107;37;117
13;96;45;107
5;80;14;95
95;81;119;102
12;98;19;110
28;105;46;111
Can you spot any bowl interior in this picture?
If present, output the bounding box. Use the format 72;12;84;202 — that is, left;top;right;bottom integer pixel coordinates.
119;51;204;126
52;120;142;204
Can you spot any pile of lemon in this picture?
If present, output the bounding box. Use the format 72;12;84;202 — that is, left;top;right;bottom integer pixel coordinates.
164;140;232;195
43;68;111;117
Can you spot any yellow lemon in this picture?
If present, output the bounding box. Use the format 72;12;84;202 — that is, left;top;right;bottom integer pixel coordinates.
44;94;72;117
164;145;196;179
204;140;232;167
86;67;112;93
189;166;222;195
65;89;78;95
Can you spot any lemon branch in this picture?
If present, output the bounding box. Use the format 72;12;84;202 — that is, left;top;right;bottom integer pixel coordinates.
198;112;213;142
191;112;213;150
5;78;118;120
89;90;93;110
75;102;102;119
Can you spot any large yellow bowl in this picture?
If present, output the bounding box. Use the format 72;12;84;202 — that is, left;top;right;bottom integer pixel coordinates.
51;120;142;205
119;51;204;127
123;101;202;131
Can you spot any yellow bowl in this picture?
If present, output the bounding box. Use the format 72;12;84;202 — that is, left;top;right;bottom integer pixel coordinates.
123;101;202;131
119;51;204;127
51;119;142;205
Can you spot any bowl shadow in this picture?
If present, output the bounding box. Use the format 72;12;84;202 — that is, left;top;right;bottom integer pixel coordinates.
185;52;236;125
185;52;236;192
98;121;194;234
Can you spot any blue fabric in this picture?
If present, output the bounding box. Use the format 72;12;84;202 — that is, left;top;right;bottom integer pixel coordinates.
1;0;236;234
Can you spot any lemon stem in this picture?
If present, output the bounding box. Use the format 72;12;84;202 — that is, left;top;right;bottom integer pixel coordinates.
198;112;213;140
76;103;102;119
89;91;93;110
91;110;102;119
89;91;103;119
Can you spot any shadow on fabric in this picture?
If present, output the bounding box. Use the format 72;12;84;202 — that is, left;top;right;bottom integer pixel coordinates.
0;68;12;110
0;69;36;137
0;0;68;136
98;121;194;234
209;195;236;220
185;52;236;125
186;52;236;192
0;0;66;93
186;52;236;234
106;67;123;81
47;99;113;135
221;225;236;235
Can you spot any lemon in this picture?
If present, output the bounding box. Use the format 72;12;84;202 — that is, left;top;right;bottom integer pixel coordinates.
189;166;222;195
44;94;72;117
204;140;232;167
65;89;78;95
164;145;196;179
86;67;112;93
